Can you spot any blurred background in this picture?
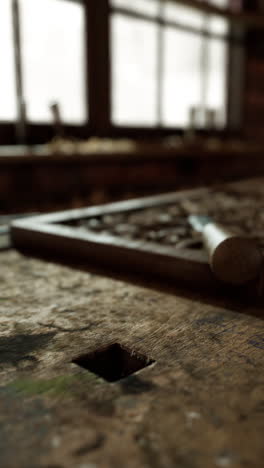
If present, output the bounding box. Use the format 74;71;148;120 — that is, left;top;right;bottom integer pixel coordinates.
0;0;264;214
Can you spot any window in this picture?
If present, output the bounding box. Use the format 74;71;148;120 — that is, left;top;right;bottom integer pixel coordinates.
20;0;86;124
0;0;17;121
0;0;86;131
163;1;204;29
0;0;241;144
209;0;229;7
206;37;228;127
162;28;204;127
112;0;160;17
111;0;230;129
111;14;159;126
208;0;229;36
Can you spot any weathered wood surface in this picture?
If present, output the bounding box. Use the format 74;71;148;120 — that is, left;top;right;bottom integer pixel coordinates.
0;250;263;468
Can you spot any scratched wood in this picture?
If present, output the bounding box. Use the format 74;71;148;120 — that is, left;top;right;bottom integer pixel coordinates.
0;249;263;468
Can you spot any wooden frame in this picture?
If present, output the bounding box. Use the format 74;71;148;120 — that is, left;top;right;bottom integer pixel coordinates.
10;188;216;289
11;179;264;295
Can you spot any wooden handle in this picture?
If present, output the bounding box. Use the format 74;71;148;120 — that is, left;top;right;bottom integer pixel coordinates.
202;223;263;285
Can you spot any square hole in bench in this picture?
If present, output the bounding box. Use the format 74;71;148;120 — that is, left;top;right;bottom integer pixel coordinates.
72;343;154;382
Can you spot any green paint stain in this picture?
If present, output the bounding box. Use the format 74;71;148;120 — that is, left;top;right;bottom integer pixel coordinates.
7;372;102;397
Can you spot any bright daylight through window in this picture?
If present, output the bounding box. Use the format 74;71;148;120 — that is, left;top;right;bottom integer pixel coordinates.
19;0;86;124
0;0;17;121
111;0;229;129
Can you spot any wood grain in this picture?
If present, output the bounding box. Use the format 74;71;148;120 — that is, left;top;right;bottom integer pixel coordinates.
0;249;263;468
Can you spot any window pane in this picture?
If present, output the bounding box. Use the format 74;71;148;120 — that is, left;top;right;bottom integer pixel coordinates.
208;15;229;36
209;0;229;8
20;0;86;124
163;1;204;30
111;0;159;17
161;28;203;127
0;0;16;121
208;0;230;39
206;38;227;127
111;14;158;126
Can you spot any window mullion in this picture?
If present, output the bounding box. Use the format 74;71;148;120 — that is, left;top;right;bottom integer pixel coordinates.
157;0;164;126
87;0;111;135
12;0;26;143
200;14;210;127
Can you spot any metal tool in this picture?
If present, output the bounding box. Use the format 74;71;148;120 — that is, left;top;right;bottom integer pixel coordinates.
188;215;263;285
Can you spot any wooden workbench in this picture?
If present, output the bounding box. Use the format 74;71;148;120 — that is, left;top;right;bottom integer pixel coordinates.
0;246;263;468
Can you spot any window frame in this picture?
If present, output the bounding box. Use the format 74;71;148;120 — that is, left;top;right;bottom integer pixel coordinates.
0;0;244;145
0;0;90;145
109;0;242;136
